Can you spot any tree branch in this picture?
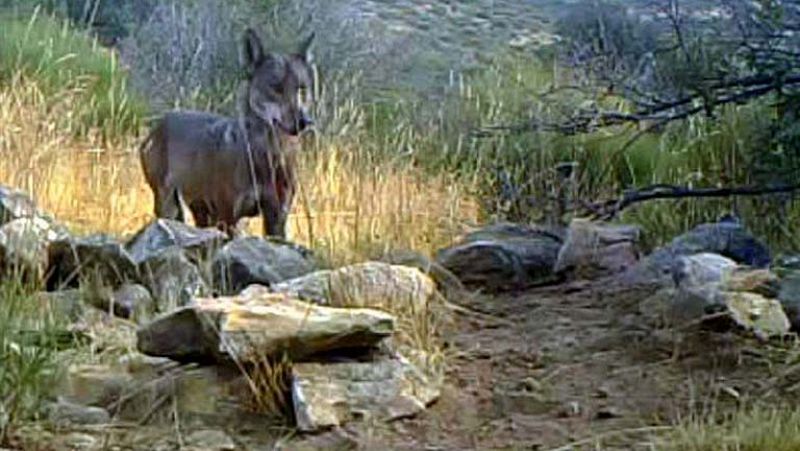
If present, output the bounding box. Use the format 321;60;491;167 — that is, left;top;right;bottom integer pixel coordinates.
585;182;800;220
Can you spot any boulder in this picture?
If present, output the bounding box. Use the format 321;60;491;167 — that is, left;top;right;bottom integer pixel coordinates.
669;218;771;267
671;253;738;288
640;253;790;339
270;262;437;313
623;219;770;287
724;292;790;340
435;222;562;292
554;219;640;280
0;185;39;226
0;216;67;284
211;237;315;295
139;247;208;313
136;292;395;364
46;234;139;290
125;219;227;265
292;354;440;432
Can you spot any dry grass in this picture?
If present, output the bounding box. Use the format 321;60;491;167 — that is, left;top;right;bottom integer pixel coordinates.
0;76;480;265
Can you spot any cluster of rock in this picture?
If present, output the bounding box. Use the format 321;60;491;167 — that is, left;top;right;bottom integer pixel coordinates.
435;215;799;340
0;185;442;434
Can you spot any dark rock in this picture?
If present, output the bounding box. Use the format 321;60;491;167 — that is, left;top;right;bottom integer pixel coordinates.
46;234;139;290
435;222;562;292
211;236;315;295
623;220;771;287
125;219;227;265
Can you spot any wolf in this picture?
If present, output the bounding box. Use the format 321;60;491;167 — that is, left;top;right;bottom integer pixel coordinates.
139;28;315;239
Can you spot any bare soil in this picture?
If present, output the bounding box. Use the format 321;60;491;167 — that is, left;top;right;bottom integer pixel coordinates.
323;278;800;451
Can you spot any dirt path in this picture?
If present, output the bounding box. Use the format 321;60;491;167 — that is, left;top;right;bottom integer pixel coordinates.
336;279;796;450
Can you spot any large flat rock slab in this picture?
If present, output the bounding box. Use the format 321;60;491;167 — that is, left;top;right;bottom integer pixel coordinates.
137;292;395;364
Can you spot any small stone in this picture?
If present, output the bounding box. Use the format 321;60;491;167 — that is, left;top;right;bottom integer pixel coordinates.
184;429;236;451
557;401;581;418
521;377;540;392
47;400;110;426
60;432;98;450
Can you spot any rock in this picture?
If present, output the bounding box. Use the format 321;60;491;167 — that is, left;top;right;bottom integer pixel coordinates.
0;185;39;226
778;271;800;331
283;429;359;451
657;282;789;339
88;283;155;322
378;249;466;299
270;262;437;313
671;253;738;288
46;234;139;290
57;364;134;407
435;222;562;292
725;292;790;340
46;400;110;426
0;216;67;284
291;355;440;432
139;248;207;313
492;388;554;416
137;292;395;364
623;219;770;287
723;269;779;298
183;429;236;451
211;236;315;295
125;219;227;265
553;219;640;280
59;432;98;450
669;219;771;267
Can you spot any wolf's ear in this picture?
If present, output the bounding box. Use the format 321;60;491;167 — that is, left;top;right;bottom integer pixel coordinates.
241;28;265;76
298;32;315;63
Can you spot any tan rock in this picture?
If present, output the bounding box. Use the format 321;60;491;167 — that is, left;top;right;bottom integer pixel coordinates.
292;355;440;432
137;292;395;363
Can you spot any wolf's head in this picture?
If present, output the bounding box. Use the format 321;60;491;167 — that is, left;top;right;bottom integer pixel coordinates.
241;28;315;137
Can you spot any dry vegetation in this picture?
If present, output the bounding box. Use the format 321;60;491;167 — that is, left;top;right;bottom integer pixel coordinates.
0;74;480;266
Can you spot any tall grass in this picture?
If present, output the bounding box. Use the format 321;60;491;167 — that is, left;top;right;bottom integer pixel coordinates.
0;9;145;140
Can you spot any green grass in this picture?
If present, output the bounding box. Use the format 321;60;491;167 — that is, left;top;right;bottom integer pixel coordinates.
0;8;146;140
0;281;72;444
657;407;800;451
